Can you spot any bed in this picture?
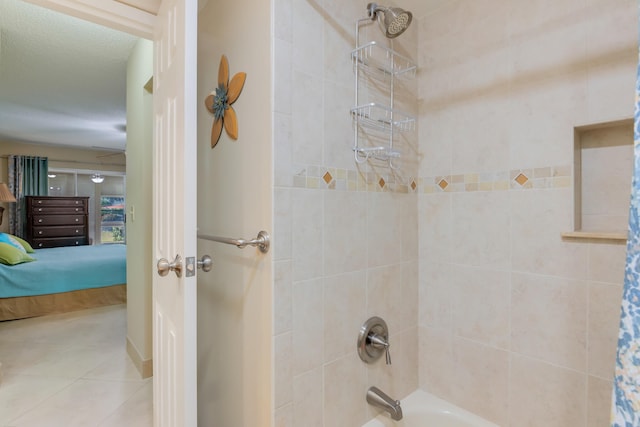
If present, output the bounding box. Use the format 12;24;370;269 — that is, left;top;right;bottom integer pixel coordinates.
0;244;126;321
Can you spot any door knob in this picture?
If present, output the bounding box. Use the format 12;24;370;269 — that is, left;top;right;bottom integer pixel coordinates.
157;254;183;278
197;255;213;272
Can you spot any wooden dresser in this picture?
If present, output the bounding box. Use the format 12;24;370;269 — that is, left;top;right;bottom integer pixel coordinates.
26;196;90;248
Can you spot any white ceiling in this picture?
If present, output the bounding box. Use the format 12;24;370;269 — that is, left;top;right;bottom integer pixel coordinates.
0;0;139;152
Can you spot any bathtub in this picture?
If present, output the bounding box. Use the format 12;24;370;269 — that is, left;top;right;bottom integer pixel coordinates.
362;389;499;427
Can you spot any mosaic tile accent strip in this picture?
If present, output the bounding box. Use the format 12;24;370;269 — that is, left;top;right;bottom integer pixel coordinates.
287;164;571;194
421;165;572;193
291;165;415;193
323;171;333;184
514;172;529;186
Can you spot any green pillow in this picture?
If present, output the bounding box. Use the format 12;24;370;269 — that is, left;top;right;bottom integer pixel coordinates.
10;234;35;253
0;242;35;265
0;232;25;253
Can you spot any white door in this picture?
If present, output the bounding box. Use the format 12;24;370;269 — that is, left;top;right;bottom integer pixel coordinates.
152;0;198;425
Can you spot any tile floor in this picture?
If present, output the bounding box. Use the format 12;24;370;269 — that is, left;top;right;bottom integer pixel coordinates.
0;304;153;427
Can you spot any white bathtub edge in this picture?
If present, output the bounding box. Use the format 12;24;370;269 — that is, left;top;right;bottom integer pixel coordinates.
362;389;500;427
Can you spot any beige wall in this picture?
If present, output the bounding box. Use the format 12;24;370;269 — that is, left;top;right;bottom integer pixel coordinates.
0;140;125;233
418;1;635;426
273;0;420;426
124;37;153;376
196;1;272;426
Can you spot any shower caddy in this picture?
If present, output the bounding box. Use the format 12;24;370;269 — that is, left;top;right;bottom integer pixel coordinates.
351;19;416;168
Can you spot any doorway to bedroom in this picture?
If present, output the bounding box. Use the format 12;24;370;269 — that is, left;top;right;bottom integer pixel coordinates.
0;0;154;419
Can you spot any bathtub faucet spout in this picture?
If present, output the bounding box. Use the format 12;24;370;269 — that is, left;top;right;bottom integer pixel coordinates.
366;386;403;421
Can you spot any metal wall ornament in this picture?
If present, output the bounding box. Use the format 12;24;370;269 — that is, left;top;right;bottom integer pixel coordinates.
205;55;246;148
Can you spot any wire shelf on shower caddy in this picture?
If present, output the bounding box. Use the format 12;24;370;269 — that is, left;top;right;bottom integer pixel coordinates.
353;146;401;162
351;41;417;80
351;102;415;132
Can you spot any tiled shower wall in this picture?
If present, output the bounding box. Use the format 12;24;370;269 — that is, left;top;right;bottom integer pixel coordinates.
273;0;636;425
272;0;420;426
418;1;636;426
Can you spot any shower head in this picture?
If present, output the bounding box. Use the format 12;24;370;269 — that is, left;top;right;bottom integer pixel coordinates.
367;3;413;38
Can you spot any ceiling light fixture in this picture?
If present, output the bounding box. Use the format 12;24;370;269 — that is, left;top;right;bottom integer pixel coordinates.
91;173;105;184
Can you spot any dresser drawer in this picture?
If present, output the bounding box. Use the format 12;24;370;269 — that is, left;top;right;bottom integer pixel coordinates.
30;198;86;207
32;215;85;226
32;225;86;238
31;206;87;215
32;237;89;249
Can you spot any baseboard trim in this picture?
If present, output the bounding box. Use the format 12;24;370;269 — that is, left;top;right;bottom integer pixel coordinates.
126;337;153;379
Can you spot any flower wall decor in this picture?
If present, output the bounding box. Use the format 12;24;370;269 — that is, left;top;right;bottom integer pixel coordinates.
205;55;246;148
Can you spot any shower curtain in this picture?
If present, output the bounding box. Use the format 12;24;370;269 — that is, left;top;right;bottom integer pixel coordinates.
7;155;49;238
610;16;640;424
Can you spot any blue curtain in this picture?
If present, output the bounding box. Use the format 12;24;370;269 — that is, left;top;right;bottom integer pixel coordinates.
7;155;48;238
611;12;640;424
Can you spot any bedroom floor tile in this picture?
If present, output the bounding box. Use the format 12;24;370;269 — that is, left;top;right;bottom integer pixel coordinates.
83;350;147;382
0;373;75;425
0;342;64;375
27;344;121;378
8;378;147;427
0;305;152;427
0;305;125;346
98;380;153;427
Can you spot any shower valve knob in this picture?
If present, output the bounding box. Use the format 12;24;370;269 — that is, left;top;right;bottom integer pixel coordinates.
357;316;391;365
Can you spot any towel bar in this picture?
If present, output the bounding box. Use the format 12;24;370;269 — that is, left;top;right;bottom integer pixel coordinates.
197;230;270;254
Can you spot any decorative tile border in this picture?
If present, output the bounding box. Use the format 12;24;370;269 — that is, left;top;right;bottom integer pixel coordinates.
289;164;572;194
292;165;416;193
421;165;572;193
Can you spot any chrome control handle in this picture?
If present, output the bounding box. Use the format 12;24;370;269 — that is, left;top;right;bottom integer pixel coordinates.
157;255;183;278
197;255;213;272
369;333;391;365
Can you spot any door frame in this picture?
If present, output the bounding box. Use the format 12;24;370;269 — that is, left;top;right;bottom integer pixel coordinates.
25;0;155;38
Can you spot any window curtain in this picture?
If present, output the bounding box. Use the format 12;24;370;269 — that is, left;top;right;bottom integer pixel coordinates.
7;155;49;238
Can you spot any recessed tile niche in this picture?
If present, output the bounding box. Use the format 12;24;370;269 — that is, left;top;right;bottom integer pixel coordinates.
567;119;634;241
